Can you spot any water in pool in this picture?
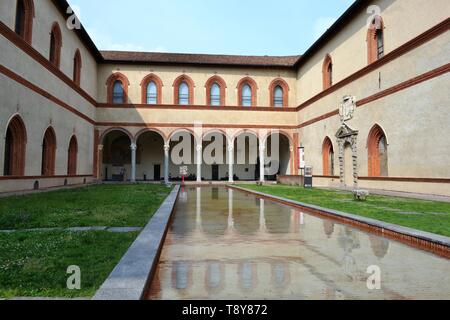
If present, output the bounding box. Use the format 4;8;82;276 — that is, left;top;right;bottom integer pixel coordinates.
146;187;450;300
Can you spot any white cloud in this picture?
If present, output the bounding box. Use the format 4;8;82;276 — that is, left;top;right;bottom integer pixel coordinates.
313;17;337;41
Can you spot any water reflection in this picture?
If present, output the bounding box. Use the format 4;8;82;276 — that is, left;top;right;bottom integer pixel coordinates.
148;187;450;300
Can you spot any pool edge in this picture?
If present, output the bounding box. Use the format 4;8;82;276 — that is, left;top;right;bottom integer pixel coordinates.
92;185;180;300
228;185;450;259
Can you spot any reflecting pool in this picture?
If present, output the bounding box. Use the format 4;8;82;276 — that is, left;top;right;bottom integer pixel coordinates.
146;187;450;300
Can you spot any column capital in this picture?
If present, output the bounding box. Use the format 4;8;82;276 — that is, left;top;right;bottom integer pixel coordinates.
164;143;170;152
98;144;104;151
259;145;266;152
130;143;137;150
228;145;234;152
196;145;203;152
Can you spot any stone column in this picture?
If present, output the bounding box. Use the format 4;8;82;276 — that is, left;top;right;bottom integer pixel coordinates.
130;143;137;182
228;144;234;183
196;144;202;182
259;145;266;183
164;142;170;184
98;144;104;180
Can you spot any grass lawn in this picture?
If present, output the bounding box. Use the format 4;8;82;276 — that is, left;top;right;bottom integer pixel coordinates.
0;184;172;298
0;231;137;298
0;184;172;230
239;184;450;237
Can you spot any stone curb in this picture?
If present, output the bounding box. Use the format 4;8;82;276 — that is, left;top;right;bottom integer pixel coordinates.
229;186;450;248
92;185;180;300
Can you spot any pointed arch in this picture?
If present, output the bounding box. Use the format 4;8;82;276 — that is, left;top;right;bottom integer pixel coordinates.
237;77;258;107
41;127;57;176
322;137;335;176
15;0;35;44
106;72;130;104
140;73;163;104
269;78;289;107
49;22;62;68
173;75;195;105
67;135;78;175
322;54;333;90
3;115;27;176
205;75;227;106
367;15;385;64
368;124;389;177
73;49;82;85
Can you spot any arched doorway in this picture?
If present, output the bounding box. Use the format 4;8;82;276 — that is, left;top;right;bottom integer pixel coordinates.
368;125;388;177
344;142;353;187
264;132;291;181
101;129;132;181
67;135;78;175
202;131;228;181
233;131;259;181
41;127;57;176
3;115;27;176
135;130;165;181
169;130;196;181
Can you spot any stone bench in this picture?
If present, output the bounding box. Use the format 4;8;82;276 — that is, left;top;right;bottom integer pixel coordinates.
353;189;369;201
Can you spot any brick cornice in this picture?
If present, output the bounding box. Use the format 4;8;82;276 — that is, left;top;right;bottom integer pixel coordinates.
96;103;297;112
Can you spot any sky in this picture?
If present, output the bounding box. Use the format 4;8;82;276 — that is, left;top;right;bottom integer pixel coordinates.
67;0;355;56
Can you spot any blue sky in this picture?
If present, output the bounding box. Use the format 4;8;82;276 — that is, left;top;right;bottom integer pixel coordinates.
67;0;355;56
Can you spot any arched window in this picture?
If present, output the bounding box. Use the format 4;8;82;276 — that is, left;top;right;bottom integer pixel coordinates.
146;81;157;104
273;86;283;107
140;74;163;104
106;73;129;104
3;115;27;176
179;82;189;105
322;137;334;176
322;54;333;90
205;75;226;106
173;75;194;105
368;125;388;177
49;22;62;68
73;49;82;85
210;83;221;106
113;81;124;104
67;136;78;175
242;85;252;107
237;77;257;107
269;78;289;107
15;0;34;44
367;16;385;64
41;127;57;176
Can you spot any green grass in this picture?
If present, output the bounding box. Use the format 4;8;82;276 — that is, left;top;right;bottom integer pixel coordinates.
0;231;137;298
0;184;173;298
238;184;450;237
0;184;172;230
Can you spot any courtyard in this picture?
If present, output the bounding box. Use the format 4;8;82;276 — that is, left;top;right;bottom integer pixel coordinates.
0;183;449;299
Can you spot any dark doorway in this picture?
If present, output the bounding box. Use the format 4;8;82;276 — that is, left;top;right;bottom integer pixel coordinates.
212;164;219;181
3;128;12;175
154;164;161;181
